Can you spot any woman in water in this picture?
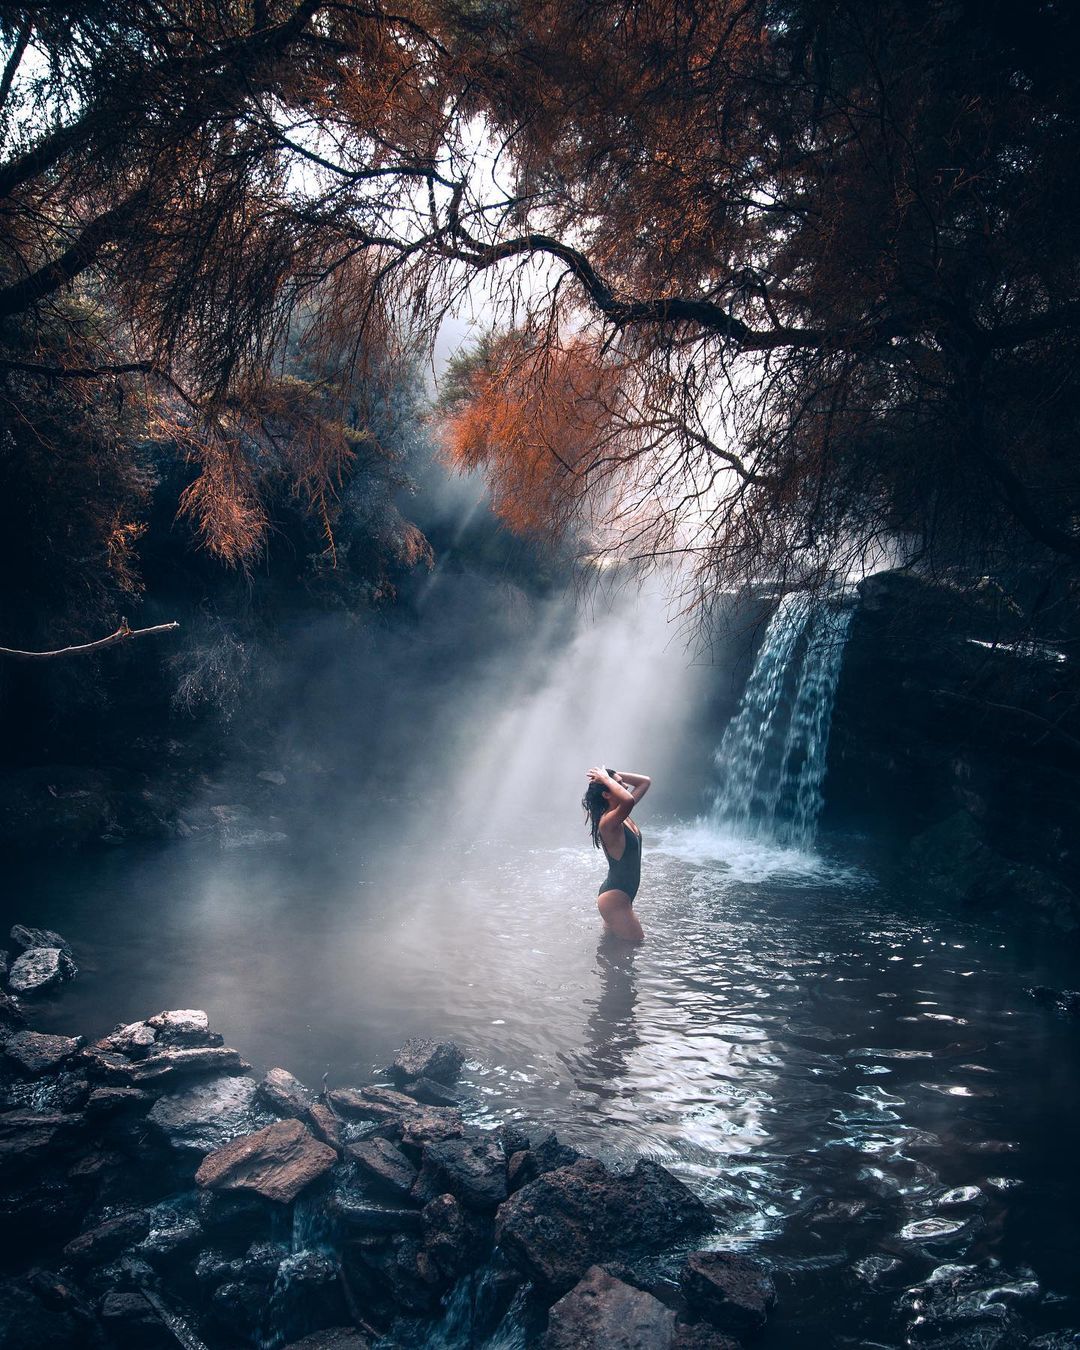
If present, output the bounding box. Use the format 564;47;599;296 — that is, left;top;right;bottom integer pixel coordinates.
582;766;652;942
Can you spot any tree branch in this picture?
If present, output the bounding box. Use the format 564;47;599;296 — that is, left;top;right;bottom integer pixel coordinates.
0;620;180;661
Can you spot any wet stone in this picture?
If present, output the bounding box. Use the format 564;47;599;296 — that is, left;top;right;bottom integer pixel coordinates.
137;1199;204;1262
680;1251;777;1336
9;924;72;955
544;1266;677;1350
63;1211;152;1266
329;1192;424;1236
95;1021;157;1059
146;1009;221;1047
416;1129;507;1210
258;1067;316;1118
347;1136;418;1198
389;1038;466;1087
85;1086;152;1119
307;1101;343;1153
148;1075;272;1154
421;1192;492;1279
399;1076;462;1108
670;1323;742;1350
195;1118;337;1205
7;947;77;995
2;1030;82;1076
0;990;26;1031
281;1330;373;1350
128;1045;248;1084
99;1289;162;1344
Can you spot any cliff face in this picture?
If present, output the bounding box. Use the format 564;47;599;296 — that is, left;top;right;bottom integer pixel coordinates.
823;571;1080;928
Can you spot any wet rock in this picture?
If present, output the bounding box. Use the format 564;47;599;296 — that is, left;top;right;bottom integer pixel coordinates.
137;1199;203;1263
9;925;73;955
2;1030;82;1076
258;1066;316;1118
63;1212;152;1266
53;1072;90;1113
0;990;26;1031
0;1275;87;1350
416;1129;507;1210
389;1038;465;1087
269;1249;351;1343
281;1331;372;1350
79;1047;138;1086
7;947;77;995
329;1084;416;1123
145;1009;222;1048
349;1234;443;1315
85;1087;152;1119
128;1045;249;1084
0;1110;86;1178
148;1076;272;1154
544;1265;677;1349
196;1189;277;1245
210;1280;265;1338
307;1101;343;1153
399;1104;465;1151
347;1136;418;1199
195;1118;337;1204
98;1289;164;1347
399;1076;462;1108
95;1022;157;1059
329;1193;424;1236
670;1323;742;1350
496;1158;711;1293
680;1251;777;1337
421;1192;493;1279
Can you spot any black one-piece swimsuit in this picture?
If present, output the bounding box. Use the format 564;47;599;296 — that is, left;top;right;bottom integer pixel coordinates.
598;822;643;902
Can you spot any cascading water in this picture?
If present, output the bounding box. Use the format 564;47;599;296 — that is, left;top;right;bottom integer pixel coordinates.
709;592;854;848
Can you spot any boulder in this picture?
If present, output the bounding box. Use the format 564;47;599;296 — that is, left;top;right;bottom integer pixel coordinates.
62;1211;151;1266
0;1111;86;1178
544;1266;677;1350
258;1067;315;1118
346;1137;418;1199
671;1324;742;1349
94;1022;157;1059
128;1045;248;1084
195;1118;337;1204
0;991;25;1032
146;1009;222;1047
9;925;72;955
281;1331;372;1350
496;1158;711;1293
421;1192;492;1279
416;1130;507;1210
99;1289;163;1346
148;1076;272;1154
137;1199;204;1263
328;1194;423;1236
679;1251;777;1336
307;1102;343;1153
389;1038;465;1087
7;947;77;995
399;1076;462;1108
400;1104;465;1151
85;1087;152;1119
2;1031;81;1076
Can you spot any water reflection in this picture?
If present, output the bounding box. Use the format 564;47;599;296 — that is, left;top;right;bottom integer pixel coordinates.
564;935;641;1101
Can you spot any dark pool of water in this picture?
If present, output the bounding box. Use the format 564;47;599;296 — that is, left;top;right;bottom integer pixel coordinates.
5;819;1080;1346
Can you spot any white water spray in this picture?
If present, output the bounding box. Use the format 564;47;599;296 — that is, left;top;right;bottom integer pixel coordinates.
709;593;854;848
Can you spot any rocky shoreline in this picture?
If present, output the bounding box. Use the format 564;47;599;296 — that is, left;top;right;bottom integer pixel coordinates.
0;928;775;1350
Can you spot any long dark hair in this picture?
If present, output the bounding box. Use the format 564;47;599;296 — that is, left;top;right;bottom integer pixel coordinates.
582;778;611;849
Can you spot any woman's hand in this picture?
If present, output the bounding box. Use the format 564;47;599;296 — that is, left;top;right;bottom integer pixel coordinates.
587;766;611;784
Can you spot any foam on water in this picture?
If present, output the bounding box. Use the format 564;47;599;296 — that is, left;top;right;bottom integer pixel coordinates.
651;819;861;885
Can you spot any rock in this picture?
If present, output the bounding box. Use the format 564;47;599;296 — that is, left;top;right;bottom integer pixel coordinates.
680;1251;777;1336
281;1331;372;1350
7;947;77;995
329;1194;424;1236
0;1275;87;1350
9;925;73;955
128;1045;248;1083
195;1118;337;1204
137;1199;203;1263
670;1323;742;1349
258;1067;316;1118
148;1076;272;1153
389;1038;466;1087
400;1104;465;1151
347;1136;418;1198
0;950;5;978
268;1249;351;1344
416;1130;507;1210
95;1022;157;1059
145;1009;222;1047
307;1102;343;1153
496;1158;711;1293
399;1076;462;1107
210;1280;266;1337
78;1047;137;1085
63;1211;151;1266
85;1087;152;1119
0;990;26;1031
421;1192;492;1279
2;1031;82;1076
544;1266;677;1349
328;1085;413;1123
98;1289;163;1346
0;1111;85;1178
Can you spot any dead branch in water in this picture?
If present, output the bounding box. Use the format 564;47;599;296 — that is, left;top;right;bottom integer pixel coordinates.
0;619;180;660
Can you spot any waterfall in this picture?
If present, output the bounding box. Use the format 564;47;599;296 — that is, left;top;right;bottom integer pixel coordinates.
709;593;853;848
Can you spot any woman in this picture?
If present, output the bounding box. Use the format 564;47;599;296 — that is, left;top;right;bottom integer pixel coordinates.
582;766;652;942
